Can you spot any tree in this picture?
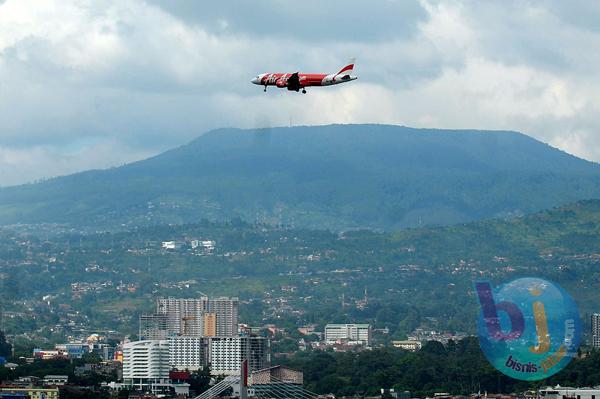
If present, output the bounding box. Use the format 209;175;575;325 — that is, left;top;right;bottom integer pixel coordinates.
190;367;212;395
0;331;12;358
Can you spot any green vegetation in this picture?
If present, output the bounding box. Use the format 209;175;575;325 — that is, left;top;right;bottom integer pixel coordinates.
2;124;600;230
2;199;600;345
0;332;12;357
283;338;600;397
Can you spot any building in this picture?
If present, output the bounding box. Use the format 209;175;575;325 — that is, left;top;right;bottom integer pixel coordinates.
58;343;89;359
0;393;28;399
297;326;317;336
250;365;303;384
161;241;182;250
381;388;411;399
392;340;422;352
539;386;600;399
168;336;205;371
75;362;121;379
191;240;216;251
208;336;269;375
32;349;63;360
203;313;217;337
139;314;169;340
209;297;239;336
43;375;68;386
250;365;303;398
156;297;239;337
122;340;171;395
157;298;207;337
34;343;91;360
325;324;371;345
0;387;59;399
209;337;244;375
90;342;115;361
14;377;41;386
246;336;270;373
592;314;600;348
158;297;207;336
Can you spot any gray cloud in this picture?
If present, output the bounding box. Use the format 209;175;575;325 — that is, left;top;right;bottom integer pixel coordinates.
144;0;428;42
0;0;600;187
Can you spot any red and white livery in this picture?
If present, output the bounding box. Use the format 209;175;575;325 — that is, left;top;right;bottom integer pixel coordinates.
251;58;357;93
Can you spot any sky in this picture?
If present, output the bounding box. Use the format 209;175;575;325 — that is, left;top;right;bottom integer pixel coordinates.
1;0;600;186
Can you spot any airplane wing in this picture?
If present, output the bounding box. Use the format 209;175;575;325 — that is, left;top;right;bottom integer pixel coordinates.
287;72;301;91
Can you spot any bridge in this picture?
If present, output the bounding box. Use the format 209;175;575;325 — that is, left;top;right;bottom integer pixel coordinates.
193;361;320;399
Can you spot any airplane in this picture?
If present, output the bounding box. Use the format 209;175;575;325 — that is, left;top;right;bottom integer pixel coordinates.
251;58;357;93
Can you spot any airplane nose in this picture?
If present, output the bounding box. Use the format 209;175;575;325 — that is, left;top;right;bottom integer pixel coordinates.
251;76;260;85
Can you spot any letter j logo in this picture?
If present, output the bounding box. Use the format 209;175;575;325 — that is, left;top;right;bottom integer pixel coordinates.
475;277;581;381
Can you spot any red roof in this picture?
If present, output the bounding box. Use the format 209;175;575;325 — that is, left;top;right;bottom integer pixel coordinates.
169;370;191;380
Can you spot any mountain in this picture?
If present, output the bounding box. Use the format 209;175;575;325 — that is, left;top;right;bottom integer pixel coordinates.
2;124;600;230
4;199;600;338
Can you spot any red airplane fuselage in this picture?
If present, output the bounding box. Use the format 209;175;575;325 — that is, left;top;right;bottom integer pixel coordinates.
251;59;357;93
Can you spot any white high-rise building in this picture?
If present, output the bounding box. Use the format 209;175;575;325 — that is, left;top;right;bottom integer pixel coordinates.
168;336;205;371
123;340;170;394
325;324;372;345
209;337;242;375
208;336;269;375
592;314;600;348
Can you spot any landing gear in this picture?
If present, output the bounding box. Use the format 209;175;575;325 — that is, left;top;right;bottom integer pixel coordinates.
302;88;306;94
264;85;267;92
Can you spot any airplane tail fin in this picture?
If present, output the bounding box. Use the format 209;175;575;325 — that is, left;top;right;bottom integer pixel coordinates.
337;58;355;75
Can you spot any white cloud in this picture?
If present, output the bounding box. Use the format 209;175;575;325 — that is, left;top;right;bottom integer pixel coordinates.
1;0;600;186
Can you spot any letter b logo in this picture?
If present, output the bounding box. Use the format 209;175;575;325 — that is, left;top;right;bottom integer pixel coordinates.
476;282;524;340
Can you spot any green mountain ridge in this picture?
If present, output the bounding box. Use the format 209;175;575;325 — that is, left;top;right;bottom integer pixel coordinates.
3;199;600;339
2;124;600;230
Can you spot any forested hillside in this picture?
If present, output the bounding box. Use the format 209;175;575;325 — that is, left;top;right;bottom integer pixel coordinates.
2;200;600;345
2;124;600;230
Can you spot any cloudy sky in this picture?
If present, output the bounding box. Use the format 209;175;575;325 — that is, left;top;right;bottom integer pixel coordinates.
1;0;600;186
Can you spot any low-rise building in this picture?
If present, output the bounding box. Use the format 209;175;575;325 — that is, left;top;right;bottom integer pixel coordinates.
0;393;28;399
14;377;40;387
325;324;371;345
32;349;63;360
381;388;411;399
57;343;89;359
250;365;303;398
0;387;59;399
392;340;422;352
43;375;68;386
539;386;600;399
74;362;121;378
161;241;182;250
250;365;303;385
